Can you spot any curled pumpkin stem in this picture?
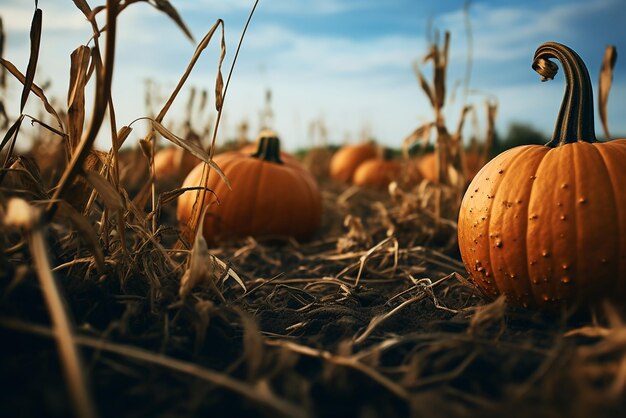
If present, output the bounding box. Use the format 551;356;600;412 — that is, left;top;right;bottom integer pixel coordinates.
532;42;597;146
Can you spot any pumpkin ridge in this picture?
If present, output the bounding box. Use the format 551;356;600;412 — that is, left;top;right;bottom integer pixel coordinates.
247;158;266;236
295;166;318;233
208;156;241;239
274;166;299;236
290;168;315;237
485;151;518;300
488;146;544;303
571;144;586;304
597;141;626;299
459;146;524;297
587;143;621;296
524;147;553;305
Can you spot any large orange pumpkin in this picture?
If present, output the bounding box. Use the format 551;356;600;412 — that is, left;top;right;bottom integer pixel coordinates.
154;147;200;180
329;143;378;182
458;42;626;309
352;149;402;188
177;131;322;242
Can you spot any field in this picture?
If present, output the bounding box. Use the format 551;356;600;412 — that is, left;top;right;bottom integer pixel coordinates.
1;2;626;418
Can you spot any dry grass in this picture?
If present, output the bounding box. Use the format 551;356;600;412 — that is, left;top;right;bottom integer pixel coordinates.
1;2;626;418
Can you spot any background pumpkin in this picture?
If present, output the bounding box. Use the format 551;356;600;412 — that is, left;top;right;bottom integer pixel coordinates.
458;42;626;309
153;147;200;180
352;148;402;188
329;143;378;182
418;151;483;184
177;131;322;242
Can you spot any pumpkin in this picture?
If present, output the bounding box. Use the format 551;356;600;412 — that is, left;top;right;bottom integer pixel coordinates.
418;152;483;184
177;131;322;242
352;149;402;188
458;42;626;309
154;147;200;180
329;143;378;182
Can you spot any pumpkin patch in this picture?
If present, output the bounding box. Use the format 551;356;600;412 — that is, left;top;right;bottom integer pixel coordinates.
329;143;379;182
2;0;625;416
352;149;402;188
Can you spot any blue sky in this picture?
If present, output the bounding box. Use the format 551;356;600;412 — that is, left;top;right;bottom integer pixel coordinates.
2;0;625;151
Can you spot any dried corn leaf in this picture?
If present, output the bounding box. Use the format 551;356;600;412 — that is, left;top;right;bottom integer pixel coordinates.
180;206;213;297
114;125;133;151
57;201;105;274
412;62;434;108
139;138;153;160
71;0;92;17
84;169;124;211
0;59;64;131
213;256;245;291
154;19;224;123
158;186;217;208
67;46;91;152
401;123;432;159
599;45;617;139
215;24;226;111
484;100;498;162
0;102;7;129
454;105;473;138
433;32;450;110
48;2;117;215
150;0;194;42
0;116;23;159
20;8;42;113
152;120;230;189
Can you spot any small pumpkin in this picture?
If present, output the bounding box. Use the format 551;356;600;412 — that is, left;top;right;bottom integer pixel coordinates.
153;147;200;180
177;131;322;242
418;152;483;184
352;148;402;188
458;42;626;309
329;143;378;182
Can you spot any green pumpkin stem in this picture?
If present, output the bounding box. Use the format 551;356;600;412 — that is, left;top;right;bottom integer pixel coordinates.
380;147;395;160
533;42;597;147
251;134;283;164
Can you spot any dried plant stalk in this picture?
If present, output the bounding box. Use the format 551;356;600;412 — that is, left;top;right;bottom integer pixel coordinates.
20;7;42;113
5;199;96;418
47;0;118;218
598;45;617;139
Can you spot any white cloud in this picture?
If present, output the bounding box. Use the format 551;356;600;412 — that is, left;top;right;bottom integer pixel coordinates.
0;4;87;32
177;0;375;15
438;0;621;62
